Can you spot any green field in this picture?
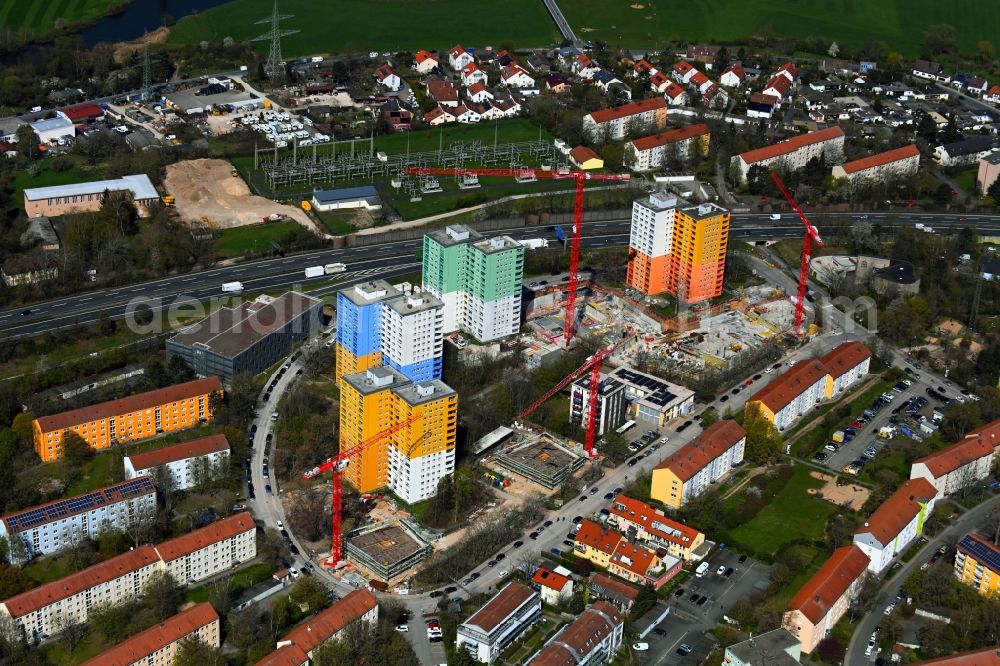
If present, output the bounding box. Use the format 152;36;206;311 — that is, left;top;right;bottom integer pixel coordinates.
8;161;97;213
561;0;1000;56
168;0;561;56
213;219;301;257
0;0;125;39
727;465;839;558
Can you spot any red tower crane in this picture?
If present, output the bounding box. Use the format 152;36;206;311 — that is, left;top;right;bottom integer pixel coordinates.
517;335;634;456
770;172;823;336
404;166;630;348
306;413;423;567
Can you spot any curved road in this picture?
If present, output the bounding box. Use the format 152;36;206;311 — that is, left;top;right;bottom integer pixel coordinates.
3;211;1000;341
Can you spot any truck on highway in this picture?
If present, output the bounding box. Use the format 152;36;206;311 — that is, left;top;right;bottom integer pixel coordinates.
222;281;244;293
304;266;324;278
324;263;347;274
518;238;549;249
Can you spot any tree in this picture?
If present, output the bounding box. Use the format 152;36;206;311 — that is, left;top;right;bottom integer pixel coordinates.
14;125;39;159
743;403;782;463
425;474;456;528
173;636;225;666
141;571;183;622
978;40;996;64
89;601;135;643
10;412;35;447
987;177;1000;203
922;24;959;56
289;575;328;613
816;637;845;664
286;487;330;541
933;183;953;207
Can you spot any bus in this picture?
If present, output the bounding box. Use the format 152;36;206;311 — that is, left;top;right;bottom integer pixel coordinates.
615;420;637;435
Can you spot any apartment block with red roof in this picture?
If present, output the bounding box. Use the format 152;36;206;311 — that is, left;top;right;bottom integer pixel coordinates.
821;341;872;396
626;123;711;172
582;97;667;141
573;519;626;568
954;532;1000;596
853;478;937;573
731;126;845;183
527;601;624;665
154;512;256;584
80;602;220;666
831;144;920;186
608;540;680;588
124;433;230;491
32;376;223;462
457;582;541;664
782;545;870;653
651;420;747;508
256;590;378;666
909;646;1000;666
606;495;706;561
745;358;830;431
910;418;1000;498
588;573;640;612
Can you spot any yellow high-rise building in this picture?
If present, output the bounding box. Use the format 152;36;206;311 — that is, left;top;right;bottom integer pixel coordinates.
339;367;458;503
955;532;1000;596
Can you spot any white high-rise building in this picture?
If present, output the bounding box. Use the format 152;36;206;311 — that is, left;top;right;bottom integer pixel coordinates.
381;291;445;383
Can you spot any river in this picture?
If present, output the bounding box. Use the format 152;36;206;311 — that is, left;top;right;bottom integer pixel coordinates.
79;0;233;47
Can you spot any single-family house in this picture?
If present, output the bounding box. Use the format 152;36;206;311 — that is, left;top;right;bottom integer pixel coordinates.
703;84;728;109
569;146;604;170
776;62;799;82
381;98;412;131
986;85;1000;103
573;519;625;568
546;75;570;94
467;82;494;104
448;44;474;71
374;64;401;91
672;60;696;84
650;71;671;94
588;573;640;612
461;63;488;87
913;60;950;83
531;565;573;605
689;70;713;94
853;478;937;573
633;59;657;77
500;64;534;89
686;45;721;67
720;63;747;88
424;105;456;126
573;54;601;79
526;53;550;75
763;75;792;99
747;92;781;119
933;136;996;167
414;50;439;74
426;79;459;107
663;82;687;106
453;104;481;124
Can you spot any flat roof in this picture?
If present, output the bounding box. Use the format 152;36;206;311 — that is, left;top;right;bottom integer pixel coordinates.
348;524;424;565
726;628;800;666
426;224;483;248
168;292;321;359
471;234;521;255
24;174;158;202
31;116;73;132
384;291;443;317
393;380;455;407
342;366;410;396
337;280;400;307
313;185;378;204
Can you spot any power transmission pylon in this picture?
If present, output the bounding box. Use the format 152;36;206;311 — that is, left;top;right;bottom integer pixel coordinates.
140;45;152;102
252;1;298;82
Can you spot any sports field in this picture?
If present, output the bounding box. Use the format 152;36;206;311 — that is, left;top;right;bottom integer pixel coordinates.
168;0;561;57
561;0;999;56
0;0;123;38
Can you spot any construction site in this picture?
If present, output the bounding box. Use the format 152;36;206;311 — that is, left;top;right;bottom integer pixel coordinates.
344;520;433;583
486;431;587;491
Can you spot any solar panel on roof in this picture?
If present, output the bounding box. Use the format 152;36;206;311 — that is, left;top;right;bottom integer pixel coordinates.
4;477;155;532
961;536;1000;574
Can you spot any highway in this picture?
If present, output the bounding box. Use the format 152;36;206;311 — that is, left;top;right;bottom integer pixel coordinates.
3;211;1000;340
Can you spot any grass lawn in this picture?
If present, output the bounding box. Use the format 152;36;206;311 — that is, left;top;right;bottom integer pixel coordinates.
560;0;999;56
0;326;158;381
186;561;274;603
41;628;108;666
213;220;301;257
858;449;910;484
953;166;979;198
0;0;123;40
727;465;839;558
8;160;97;213
374;119;551;156
313;210;357;235
169;0;561;56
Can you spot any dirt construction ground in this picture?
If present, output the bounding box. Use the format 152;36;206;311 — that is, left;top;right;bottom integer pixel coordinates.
163;158;324;234
809;471;870;511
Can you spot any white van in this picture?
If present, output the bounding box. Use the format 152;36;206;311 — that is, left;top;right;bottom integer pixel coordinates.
695;562;710;577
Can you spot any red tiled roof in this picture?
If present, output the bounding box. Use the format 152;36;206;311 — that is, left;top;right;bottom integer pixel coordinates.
154;512;254;563
838;144;920;174
723;63;746;80
857;478;936;545
634;59;656;75
738;127;845;165
610;541;657;576
747;358;829;414
279;589;377;654
570;146;601;163
126;433;229;472
587;97;666;124
749;92;780;106
374;65;395;81
80;603;219;666
449;44;466;58
61;103;104;122
528;601;623;666
787;545;870;624
468;81;489;96
764;75;792;95
650;71;669;87
690;71;710;87
910;646;1000;666
256;644;309;666
778;62;799;78
35;377;223;434
914;418;1000;478
424;105;453;122
664;82;686;99
655;419;746;482
532;567;571;591
672;60;694;76
1;545;161;618
574;519;625;556
607;495;702;548
820;341;872;378
589;572;640;601
988;85;1000;97
461;62;481;75
415;50;437;64
631;123;710;152
465;582;537;632
426;80;458;102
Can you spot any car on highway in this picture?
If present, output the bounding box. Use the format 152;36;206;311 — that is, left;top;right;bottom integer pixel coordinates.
19;309;30;316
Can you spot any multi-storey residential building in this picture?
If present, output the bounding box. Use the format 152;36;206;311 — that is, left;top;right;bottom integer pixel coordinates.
783;545;870;654
166;292;323;383
608;540;678;587
831;144;920;187
820;341;871;396
80;602;220;666
731;126;845;183
153;512;256;584
954;531;1000;596
745;359;830;431
32;376;223;462
388;379;458;503
606;365;695;425
574;519;626;568
124;434;230;491
340;367;458;503
531;565;573;605
0;545;163;642
335;280;398;383
626;123;711;171
606;495;705;561
651;419;747;508
725;628;802;666
911;418;1000;498
457;582;541;664
853;478;937;573
380;291;445;382
588;573;640;612
528;601;624;665
422;226;524;342
582;97;668;141
908;647;1000;666
625;193;730;303
258;590;378;666
0;477;157;563
569;375;627;436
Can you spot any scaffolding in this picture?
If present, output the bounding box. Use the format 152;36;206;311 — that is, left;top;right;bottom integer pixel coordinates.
254;136;568;189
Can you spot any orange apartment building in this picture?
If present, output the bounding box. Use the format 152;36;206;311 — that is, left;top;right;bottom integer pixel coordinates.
626;192;730;303
32;377;223;462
